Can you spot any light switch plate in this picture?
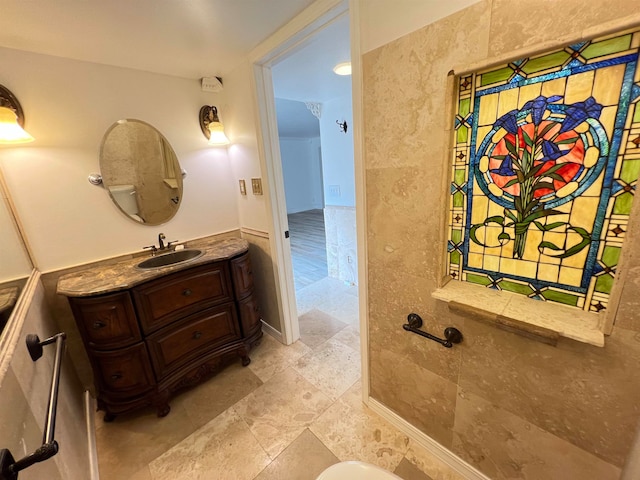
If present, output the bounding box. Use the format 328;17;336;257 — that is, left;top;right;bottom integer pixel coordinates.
251;178;263;195
239;179;246;195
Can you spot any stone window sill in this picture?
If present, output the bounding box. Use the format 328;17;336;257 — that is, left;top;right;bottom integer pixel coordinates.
432;281;604;347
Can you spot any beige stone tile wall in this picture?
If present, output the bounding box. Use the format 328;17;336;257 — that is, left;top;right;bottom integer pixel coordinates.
324;206;358;285
362;0;640;477
0;281;88;479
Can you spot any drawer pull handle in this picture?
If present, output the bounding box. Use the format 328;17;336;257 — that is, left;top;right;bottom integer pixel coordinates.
93;321;107;329
111;373;123;381
192;331;203;340
182;289;192;296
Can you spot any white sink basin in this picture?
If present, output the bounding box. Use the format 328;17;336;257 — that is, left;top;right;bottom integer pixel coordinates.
316;461;403;480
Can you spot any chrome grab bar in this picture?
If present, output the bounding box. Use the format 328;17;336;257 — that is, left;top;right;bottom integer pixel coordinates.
0;332;66;480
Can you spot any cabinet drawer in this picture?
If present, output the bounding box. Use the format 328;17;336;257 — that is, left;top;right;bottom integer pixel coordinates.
69;292;141;350
230;252;254;298
92;343;155;397
133;263;232;333
147;303;241;379
238;294;262;337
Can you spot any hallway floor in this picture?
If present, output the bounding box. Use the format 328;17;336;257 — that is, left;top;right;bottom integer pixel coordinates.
94;277;461;480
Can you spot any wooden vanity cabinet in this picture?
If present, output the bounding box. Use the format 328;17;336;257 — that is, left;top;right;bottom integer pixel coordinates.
67;251;262;420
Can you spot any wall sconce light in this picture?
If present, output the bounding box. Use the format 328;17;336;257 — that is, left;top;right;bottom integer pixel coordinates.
199;105;229;146
336;119;348;134
0;85;34;144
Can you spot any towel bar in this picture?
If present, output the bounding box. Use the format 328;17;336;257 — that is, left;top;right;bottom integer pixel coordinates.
403;313;462;348
0;332;66;480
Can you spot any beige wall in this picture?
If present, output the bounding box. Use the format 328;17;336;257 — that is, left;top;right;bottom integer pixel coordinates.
0;46;238;272
362;0;640;478
0;277;89;479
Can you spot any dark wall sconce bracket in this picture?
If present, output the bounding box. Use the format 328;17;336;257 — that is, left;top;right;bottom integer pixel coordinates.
403;313;463;348
0;84;25;127
336;119;348;133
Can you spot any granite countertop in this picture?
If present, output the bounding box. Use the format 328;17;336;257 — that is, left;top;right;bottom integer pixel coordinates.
57;237;249;297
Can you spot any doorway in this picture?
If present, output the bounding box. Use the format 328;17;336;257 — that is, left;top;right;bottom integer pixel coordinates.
270;11;359;351
251;3;361;353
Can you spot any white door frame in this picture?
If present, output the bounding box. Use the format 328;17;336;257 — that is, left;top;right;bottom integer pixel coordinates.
248;0;369;401
249;0;350;347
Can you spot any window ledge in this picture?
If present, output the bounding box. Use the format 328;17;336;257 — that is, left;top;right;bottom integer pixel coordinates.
432;281;604;347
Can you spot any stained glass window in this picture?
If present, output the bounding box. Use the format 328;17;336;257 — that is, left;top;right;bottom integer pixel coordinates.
448;28;640;314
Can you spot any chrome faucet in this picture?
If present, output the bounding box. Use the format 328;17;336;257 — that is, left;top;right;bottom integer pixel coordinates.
158;233;166;250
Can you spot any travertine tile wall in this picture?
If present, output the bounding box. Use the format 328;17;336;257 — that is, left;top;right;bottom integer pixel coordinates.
362;1;640;478
324;206;357;285
0;281;89;479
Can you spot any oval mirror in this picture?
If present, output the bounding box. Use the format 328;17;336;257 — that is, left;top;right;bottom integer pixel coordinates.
99;119;182;225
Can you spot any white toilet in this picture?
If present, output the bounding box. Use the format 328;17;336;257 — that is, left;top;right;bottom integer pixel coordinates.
316;461;403;479
108;184;144;222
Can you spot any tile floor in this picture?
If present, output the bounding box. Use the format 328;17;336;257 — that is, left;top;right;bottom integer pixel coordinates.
95;277;462;480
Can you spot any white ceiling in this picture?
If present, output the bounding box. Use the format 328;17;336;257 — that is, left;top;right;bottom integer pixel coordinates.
272;13;350;138
272;13;351;103
0;0;317;79
0;0;350;139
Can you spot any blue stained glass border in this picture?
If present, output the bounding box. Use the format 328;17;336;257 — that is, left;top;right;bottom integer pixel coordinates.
462;46;640;296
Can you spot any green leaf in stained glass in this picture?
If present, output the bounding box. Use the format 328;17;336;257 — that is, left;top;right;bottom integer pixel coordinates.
454;169;465;186
452;229;462;244
459;98;470;117
601;246;621;267
634;103;640;123
457;125;468;143
453;191;464;208
522;51;570;74
466;273;492;286
620;160;640;183
480;67;513;86
541;289;579;306
595;273;614;294
613;192;634;215
499;280;534;295
581;34;632;60
450;251;460;265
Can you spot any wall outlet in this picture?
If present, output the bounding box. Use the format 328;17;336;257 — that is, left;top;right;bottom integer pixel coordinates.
329;185;341;197
251;178;263;195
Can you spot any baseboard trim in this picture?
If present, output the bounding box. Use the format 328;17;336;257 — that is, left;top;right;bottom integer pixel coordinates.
260;319;283;342
367;398;491;480
84;390;100;480
241;227;269;239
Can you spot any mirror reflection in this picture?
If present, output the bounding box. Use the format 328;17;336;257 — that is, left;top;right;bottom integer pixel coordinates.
0;172;32;333
100;119;182;225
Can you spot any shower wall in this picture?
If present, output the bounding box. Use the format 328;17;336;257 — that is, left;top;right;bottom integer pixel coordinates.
362;0;640;478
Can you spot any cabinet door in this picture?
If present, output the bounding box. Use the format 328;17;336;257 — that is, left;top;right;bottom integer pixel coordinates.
146;303;241;379
69;292;141;350
238;294;262;338
230;252;254;299
133;263;232;333
91;343;155;397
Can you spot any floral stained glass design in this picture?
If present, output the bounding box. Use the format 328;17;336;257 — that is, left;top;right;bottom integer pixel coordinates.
448;29;640;314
